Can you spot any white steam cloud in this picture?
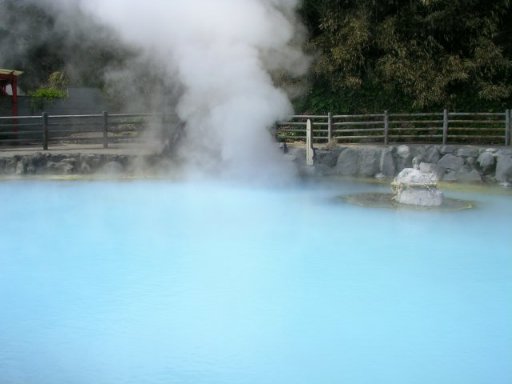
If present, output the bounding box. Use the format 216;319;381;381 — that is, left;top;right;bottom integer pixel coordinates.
79;0;309;181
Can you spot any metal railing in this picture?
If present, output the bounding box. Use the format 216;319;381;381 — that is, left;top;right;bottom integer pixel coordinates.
276;110;512;146
1;110;511;150
0;112;177;150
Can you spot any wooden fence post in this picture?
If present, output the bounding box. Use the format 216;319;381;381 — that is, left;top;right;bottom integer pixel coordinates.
442;109;449;145
384;110;389;145
509;109;512;146
306;119;314;166
506;109;511;146
42;112;48;150
327;112;333;145
103;111;109;149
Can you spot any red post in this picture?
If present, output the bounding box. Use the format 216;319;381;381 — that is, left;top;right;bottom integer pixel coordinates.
9;74;19;142
0;70;22;117
1;71;20;142
11;73;18;117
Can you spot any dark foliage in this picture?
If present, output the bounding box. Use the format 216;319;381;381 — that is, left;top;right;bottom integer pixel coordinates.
298;0;512;113
0;0;134;90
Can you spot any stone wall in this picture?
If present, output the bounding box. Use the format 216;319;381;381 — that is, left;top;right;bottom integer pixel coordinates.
1;144;512;185
291;144;512;185
0;153;163;176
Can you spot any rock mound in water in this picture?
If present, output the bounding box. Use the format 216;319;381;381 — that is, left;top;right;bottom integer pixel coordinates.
391;167;444;207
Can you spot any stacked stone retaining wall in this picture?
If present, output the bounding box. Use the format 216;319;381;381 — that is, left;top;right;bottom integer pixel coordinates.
0;152;162;176
1;144;512;185
291;144;512;185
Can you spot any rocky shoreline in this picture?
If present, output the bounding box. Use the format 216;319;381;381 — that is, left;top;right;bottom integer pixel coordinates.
291;144;512;185
1;144;511;185
0;152;171;177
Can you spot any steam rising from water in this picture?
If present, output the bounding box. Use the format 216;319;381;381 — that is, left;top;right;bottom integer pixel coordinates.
81;0;309;181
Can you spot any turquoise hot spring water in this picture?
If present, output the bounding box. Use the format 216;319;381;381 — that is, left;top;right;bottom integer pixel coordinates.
0;179;510;384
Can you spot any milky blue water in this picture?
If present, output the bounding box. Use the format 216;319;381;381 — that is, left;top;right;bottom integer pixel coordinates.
0;180;510;384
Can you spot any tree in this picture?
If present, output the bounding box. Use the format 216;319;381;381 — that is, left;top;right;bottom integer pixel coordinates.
0;0;134;90
298;0;512;112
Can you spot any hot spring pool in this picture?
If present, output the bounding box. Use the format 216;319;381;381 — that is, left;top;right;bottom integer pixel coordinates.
0;180;510;384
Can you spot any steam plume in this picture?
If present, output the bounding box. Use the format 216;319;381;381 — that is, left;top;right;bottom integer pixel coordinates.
80;0;309;181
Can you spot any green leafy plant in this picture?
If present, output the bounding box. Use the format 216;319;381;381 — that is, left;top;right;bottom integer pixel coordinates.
29;71;69;111
29;87;67;111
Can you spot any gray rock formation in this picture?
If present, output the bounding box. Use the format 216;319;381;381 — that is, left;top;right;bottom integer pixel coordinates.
396;145;411;159
395;145;413;170
392;168;444;207
477;151;496;173
438;154;464;172
456;167;482;183
46;160;74;174
419;162;444;179
335;148;359;176
457;147;480;158
100;161;124;175
358;147;381;177
315;149;340;168
440;145;457;155
496;155;512;183
423;146;441;164
380;148;396;177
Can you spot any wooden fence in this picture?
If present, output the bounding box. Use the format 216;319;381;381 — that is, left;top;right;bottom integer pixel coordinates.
1;110;511;150
0;112;177;150
276;110;512;146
